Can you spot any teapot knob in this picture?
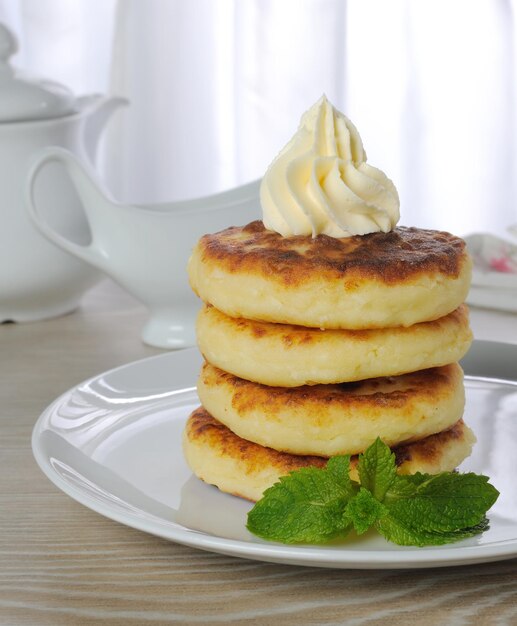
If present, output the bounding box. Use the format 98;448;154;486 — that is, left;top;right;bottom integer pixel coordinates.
0;23;18;69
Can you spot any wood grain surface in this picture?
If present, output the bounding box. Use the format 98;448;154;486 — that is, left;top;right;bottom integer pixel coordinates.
1;279;516;626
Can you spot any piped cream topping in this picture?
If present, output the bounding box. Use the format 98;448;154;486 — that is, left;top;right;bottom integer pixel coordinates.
260;95;400;238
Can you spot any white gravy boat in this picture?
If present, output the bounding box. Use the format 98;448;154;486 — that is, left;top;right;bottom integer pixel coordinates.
25;147;260;348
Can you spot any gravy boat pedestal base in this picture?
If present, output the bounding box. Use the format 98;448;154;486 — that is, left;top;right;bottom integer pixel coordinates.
142;305;198;349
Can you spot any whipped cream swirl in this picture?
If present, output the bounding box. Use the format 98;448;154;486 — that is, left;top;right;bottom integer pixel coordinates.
260;96;400;238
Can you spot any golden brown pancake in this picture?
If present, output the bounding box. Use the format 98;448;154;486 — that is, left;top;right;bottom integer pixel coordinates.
197;362;465;456
188;221;472;329
183;408;476;502
197;304;472;386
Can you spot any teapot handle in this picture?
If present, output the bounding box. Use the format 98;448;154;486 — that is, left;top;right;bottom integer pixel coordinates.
25;147;110;272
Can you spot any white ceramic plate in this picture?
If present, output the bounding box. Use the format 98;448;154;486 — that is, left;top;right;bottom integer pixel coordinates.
32;341;517;569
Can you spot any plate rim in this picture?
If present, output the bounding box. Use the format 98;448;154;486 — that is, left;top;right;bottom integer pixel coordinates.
31;340;517;569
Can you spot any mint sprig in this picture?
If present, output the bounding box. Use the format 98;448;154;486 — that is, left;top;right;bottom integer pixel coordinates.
246;457;358;544
246;438;499;547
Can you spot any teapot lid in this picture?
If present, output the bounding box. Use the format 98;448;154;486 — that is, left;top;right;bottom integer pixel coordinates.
0;23;76;123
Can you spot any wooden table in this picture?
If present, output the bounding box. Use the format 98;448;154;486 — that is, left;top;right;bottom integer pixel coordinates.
2;279;516;625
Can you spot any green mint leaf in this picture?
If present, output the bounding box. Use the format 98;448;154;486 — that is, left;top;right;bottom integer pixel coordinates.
385;472;500;534
343;488;387;535
376;513;491;547
326;455;357;498
246;464;355;544
393;472;434;487
384;473;433;501
358;437;397;501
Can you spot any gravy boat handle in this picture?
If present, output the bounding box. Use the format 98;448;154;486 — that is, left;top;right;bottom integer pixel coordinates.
25;147;110;272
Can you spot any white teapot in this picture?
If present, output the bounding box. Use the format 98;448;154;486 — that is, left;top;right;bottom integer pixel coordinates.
0;22;126;322
26;148;260;348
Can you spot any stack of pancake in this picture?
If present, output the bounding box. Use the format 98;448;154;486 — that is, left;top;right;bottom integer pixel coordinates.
184;220;474;502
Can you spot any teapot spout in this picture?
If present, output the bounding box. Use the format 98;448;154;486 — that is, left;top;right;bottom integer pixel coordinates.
77;95;128;164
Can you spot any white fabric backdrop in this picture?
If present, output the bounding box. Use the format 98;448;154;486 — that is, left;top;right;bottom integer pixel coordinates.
1;0;516;237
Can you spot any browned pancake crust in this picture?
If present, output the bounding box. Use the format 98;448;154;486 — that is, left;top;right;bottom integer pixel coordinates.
201;303;469;352
394;421;467;467
186;406;328;478
194;220;467;287
185;406;469;500
201;361;460;418
197;303;472;386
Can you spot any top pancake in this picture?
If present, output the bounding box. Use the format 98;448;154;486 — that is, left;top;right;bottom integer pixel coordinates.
188;221;472;329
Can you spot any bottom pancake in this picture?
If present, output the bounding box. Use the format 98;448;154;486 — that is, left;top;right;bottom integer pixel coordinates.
183;407;476;502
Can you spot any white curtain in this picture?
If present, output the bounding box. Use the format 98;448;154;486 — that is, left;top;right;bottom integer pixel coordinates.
1;0;516;237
